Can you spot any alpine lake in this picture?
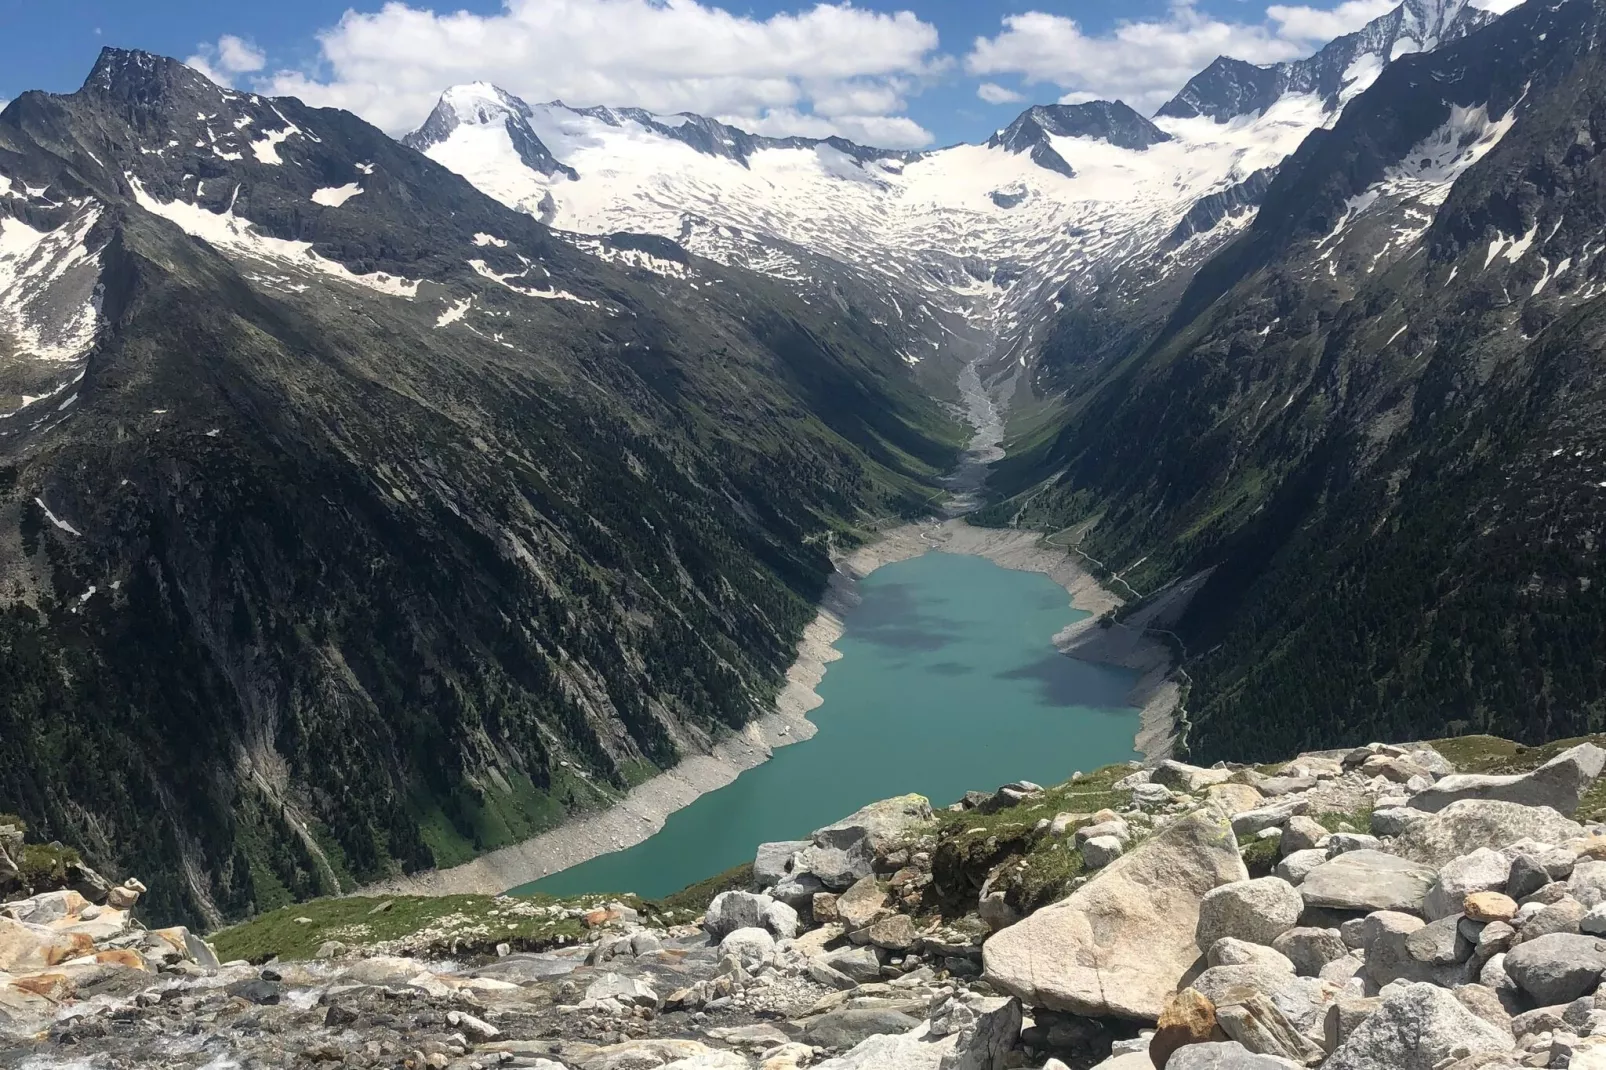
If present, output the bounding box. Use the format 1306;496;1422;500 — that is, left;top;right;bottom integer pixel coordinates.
513;550;1140;899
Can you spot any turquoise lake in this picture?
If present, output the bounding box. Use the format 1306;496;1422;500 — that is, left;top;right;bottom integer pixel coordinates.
514;550;1140;899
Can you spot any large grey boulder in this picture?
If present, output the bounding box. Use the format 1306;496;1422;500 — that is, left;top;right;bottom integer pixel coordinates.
704;891;775;939
1231;799;1311;839
1411;744;1606;816
932;994;1022;1070
1271;927;1349;977
815;794;934;854
719;927;775;969
1166;1040;1301;1068
802;1008;923;1050
1300;851;1437;914
789;794;934;891
1392;800;1585;868
1153;760;1234;793
1208;938;1297;971
1274;850;1328;886
819;945;885;984
753;840;809;888
1502;933;1606;1004
811;1032;953;1070
1189;964;1342;1036
983;807;1248;1021
1323;982;1513;1070
1424;849;1513;921
1197;879;1305;950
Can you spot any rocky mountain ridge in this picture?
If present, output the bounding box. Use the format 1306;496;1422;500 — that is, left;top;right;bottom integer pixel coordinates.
407;0;1456;381
0;46;961;931
7;733;1606;1070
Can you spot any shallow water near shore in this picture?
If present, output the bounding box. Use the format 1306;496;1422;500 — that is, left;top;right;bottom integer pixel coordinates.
513;550;1140;900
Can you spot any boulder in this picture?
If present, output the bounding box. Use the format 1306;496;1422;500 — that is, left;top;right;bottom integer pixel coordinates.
764;899;800;939
1151;988;1219;1069
819;945;884;984
1153;761;1234;793
1196;879;1304;950
983;807;1249;1021
1571;860;1606;907
1085;836;1126;869
1207;939;1296;971
754;841;809;888
1188;964;1342;1037
1323;982;1513;1070
933;994;1021;1070
1411;744;1606;816
585;972;660;1009
803;1008;922;1050
1280;818;1327;857
1213;990;1324;1065
1515;897;1585;942
1451;983;1512;1033
1464;892;1518;923
837;876;889;931
1274;850;1327;886
719;927;775;968
867;914;917;951
793;841;875;891
1255;777;1317;798
1368;808;1424;838
1502;933;1606;1004
1231;800;1310;839
1271;928;1348;977
1325;834;1382;857
1206;784;1267;817
1165;1041;1301;1068
814;794;934;857
1392;800;1585;868
704;891;774;939
1403;914;1472;965
809;1032;954;1070
1299;851;1436;914
1322;995;1381;1052
1424;849;1512;921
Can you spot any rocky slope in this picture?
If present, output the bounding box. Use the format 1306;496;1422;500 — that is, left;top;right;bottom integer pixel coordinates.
0;48;962;931
9;734;1606;1069
985;0;1606;758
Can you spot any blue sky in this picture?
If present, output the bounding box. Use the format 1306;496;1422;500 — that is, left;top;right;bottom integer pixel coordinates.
0;0;1398;147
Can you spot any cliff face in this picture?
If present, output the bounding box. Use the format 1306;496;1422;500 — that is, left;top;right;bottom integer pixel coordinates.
5;733;1604;1069
0;49;960;930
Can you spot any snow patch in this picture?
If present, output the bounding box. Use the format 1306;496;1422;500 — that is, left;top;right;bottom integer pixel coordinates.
310;184;363;207
33;497;80;536
129;176;419;298
436;297;473;326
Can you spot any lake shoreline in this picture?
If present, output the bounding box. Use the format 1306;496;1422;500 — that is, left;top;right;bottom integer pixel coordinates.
358;519;1181;898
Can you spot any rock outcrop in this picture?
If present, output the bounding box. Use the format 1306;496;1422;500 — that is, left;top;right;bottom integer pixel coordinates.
7;734;1606;1070
982;807;1247;1020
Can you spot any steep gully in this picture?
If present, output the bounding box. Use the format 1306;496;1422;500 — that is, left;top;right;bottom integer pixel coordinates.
362;353;1182;898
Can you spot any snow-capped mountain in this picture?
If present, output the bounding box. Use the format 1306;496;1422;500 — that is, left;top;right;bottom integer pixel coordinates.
408;0;1506;380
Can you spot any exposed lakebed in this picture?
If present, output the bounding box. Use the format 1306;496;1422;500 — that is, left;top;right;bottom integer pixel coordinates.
514;550;1140;899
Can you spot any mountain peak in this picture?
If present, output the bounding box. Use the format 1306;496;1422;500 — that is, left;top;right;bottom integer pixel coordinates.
989;99;1172;166
82;47;221;106
405;83;577;181
1156;0;1494;122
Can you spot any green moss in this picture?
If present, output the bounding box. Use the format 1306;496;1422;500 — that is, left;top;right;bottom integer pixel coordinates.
647;862;754;924
1240;835;1280;877
1314;807;1373;835
0;813;25;833
209;893;614;963
18;843;80;886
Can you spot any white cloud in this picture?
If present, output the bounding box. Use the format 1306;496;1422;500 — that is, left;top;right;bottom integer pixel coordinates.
966;0;1398;114
1266;0;1398;42
977;82;1025;105
188;34;267;88
255;0;944;148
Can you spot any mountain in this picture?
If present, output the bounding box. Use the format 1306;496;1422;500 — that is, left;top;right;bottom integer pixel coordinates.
409;0;1486;389
986;0;1606;761
0;47;962;927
